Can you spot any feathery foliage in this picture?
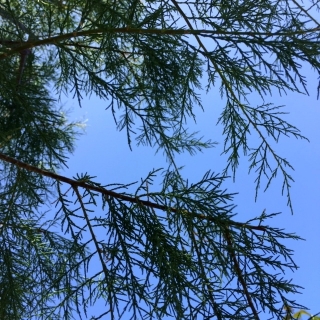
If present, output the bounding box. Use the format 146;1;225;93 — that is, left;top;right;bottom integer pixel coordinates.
0;0;319;319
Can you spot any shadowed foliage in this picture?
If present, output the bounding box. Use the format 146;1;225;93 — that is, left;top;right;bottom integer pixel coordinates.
0;0;319;319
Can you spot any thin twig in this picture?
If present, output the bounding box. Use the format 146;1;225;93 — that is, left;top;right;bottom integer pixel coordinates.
16;48;32;85
224;227;260;320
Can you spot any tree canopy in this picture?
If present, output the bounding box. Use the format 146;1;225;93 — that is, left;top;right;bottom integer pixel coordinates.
0;0;319;319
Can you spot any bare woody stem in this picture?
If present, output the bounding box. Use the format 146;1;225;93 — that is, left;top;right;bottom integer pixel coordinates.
16;48;32;85
224;227;260;320
0;151;267;232
0;26;318;60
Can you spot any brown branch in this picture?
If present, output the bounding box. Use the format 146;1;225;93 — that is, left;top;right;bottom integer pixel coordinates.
0;151;268;232
0;5;37;85
16;48;32;85
224;227;260;320
72;184;115;318
72;186;110;276
0;39;32;86
0;39;22;45
0;3;37;84
0;25;319;60
187;222;223;320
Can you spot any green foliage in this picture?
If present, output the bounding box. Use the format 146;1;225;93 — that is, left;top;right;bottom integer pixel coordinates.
0;0;319;319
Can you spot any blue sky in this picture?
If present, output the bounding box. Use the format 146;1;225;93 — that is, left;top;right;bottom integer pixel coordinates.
59;63;320;318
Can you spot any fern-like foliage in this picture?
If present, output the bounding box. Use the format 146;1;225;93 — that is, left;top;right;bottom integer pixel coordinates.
0;0;319;319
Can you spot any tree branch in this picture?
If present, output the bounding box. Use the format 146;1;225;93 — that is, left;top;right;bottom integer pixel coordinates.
224;227;260;320
0;25;319;60
16;47;32;85
0;151;267;232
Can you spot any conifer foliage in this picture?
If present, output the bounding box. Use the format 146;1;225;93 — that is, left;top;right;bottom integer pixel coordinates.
0;1;319;319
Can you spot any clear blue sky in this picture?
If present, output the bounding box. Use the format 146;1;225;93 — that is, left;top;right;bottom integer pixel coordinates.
60;63;320;318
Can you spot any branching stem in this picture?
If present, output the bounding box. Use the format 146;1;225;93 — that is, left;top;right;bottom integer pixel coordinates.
0;151;267;232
